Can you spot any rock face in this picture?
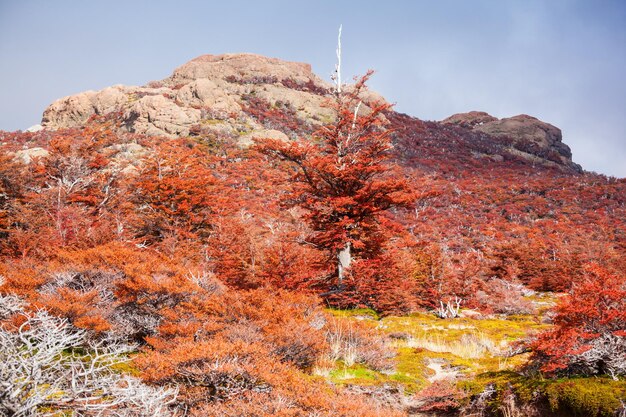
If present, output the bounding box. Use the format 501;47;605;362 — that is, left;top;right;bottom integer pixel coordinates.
39;53;577;169
123;94;202;137
42;86;128;128
168;53;320;86
441;111;497;128
12;147;50;164
443;112;577;169
41;53;346;141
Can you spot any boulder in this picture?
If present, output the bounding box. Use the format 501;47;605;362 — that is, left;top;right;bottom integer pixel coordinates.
175;79;241;116
442;111;497;128
13;147;49;164
25;124;43;133
124;95;201;137
42;91;98;128
42;86;128;128
474;114;563;151
443;111;575;167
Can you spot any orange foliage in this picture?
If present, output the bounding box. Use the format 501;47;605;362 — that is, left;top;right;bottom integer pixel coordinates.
1;85;625;412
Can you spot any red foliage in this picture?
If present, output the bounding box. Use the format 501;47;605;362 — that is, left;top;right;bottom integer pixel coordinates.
531;263;626;375
242;94;310;137
0;74;625;413
134;285;399;416
257;72;416;295
38;287;111;333
128;139;221;242
413;381;463;413
325;248;420;314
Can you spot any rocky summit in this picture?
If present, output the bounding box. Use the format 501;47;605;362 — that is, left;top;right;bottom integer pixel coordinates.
42;53;367;145
41;53;577;170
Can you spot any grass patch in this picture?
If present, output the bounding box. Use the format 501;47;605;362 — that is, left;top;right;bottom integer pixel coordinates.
318;306;625;416
380;311;548;346
327;308;381;321
405;331;498;359
329;363;385;385
324;307;552;394
393;347;432;392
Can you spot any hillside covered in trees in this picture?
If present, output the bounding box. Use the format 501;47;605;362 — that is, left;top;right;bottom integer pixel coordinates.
0;54;624;416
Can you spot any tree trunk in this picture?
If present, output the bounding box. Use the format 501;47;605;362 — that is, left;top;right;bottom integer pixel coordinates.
337;241;352;288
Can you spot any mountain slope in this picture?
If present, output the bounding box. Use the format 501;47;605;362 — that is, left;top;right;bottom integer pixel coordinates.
40;53;577;172
1;54;624;416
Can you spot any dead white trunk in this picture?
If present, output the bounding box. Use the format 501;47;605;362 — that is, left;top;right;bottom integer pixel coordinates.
337;241;352;286
334;24;342;94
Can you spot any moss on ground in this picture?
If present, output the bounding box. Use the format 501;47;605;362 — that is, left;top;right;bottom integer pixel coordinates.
324;309;548;392
461;371;626;417
323;306;624;416
380;311;548;344
329;363;386;385
327;307;381;321
544;377;626;417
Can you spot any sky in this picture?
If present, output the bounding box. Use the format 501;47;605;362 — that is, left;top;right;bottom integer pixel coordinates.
1;0;625;177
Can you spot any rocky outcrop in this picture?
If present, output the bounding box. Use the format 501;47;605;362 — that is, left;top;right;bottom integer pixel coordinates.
39;53;577;169
40;53;389;144
441;111;497;128
167;53;322;86
41;54;333;141
443;112;578;169
12;147;49;164
476;114;572;159
42;86;128;128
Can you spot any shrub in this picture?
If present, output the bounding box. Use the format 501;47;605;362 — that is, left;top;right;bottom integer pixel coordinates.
475;278;536;315
530;263;626;377
323;317;395;371
413;381;463;413
0;291;177;416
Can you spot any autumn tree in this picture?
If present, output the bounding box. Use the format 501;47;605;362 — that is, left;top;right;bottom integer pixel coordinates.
129;139;222;244
257;72;414;290
530;263;626;377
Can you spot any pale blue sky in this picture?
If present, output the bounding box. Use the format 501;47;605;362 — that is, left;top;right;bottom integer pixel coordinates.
1;0;625;177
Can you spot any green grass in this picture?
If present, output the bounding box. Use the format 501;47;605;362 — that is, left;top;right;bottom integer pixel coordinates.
322;306;624;416
322;308;549;393
327;307;381;321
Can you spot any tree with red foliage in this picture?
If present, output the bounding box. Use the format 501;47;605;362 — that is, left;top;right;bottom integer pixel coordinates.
130;139;222;243
257;72;415;290
531;263;626;377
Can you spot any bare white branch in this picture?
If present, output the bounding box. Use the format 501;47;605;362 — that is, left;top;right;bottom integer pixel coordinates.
436;296;462;319
334;24;343;94
0;294;178;416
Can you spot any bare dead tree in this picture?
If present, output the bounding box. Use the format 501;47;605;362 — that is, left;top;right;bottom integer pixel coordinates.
436;296;462;319
0;292;178;417
333;24;343;94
